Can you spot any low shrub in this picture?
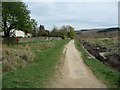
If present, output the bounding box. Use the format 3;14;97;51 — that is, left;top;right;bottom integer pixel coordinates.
2;37;17;45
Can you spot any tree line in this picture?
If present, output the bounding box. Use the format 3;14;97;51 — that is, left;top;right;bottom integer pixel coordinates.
2;1;76;40
33;25;76;39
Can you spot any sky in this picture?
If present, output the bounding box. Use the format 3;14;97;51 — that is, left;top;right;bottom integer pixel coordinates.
23;0;119;30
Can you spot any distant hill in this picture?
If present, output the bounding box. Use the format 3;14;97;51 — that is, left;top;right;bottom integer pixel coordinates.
76;27;119;38
97;27;119;33
75;27;119;34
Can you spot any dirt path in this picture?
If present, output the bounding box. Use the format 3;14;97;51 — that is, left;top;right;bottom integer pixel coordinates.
51;40;106;88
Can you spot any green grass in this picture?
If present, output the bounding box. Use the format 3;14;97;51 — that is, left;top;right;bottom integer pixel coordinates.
2;39;70;88
75;39;120;88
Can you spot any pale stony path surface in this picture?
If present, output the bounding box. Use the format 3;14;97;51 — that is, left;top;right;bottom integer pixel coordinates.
51;40;106;88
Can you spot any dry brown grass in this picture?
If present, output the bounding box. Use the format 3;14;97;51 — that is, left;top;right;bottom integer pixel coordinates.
32;42;53;50
2;44;35;72
2;41;54;73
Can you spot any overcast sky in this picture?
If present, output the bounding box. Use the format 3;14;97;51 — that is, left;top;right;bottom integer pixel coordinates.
24;0;119;30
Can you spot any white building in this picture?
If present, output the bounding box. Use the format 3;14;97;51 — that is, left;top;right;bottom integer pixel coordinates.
25;33;32;37
10;29;25;37
11;29;32;37
0;29;32;37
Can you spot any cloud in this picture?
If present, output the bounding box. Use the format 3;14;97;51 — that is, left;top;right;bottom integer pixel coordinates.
23;0;119;2
25;2;118;30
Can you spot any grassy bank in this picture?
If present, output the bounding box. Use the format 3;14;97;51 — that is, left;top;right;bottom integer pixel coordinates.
75;39;120;88
3;39;70;88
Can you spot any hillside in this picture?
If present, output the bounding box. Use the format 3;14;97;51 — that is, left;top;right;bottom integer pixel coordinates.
76;27;119;38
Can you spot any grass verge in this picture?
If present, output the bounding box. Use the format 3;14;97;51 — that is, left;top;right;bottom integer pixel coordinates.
75;39;120;88
2;39;70;88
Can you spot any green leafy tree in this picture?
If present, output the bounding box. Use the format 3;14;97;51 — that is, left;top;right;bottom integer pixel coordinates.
0;2;2;32
68;26;76;39
2;2;32;37
50;26;59;37
49;25;76;39
44;30;49;36
37;25;49;37
38;25;46;36
31;19;37;37
60;25;69;38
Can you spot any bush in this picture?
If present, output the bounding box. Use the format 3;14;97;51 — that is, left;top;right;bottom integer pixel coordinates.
2;37;17;45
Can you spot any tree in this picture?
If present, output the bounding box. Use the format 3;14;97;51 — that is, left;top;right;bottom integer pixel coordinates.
2;2;32;37
49;25;76;39
60;25;69;38
50;26;59;37
38;25;47;36
44;30;49;37
31;19;37;37
0;2;2;32
68;26;76;39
